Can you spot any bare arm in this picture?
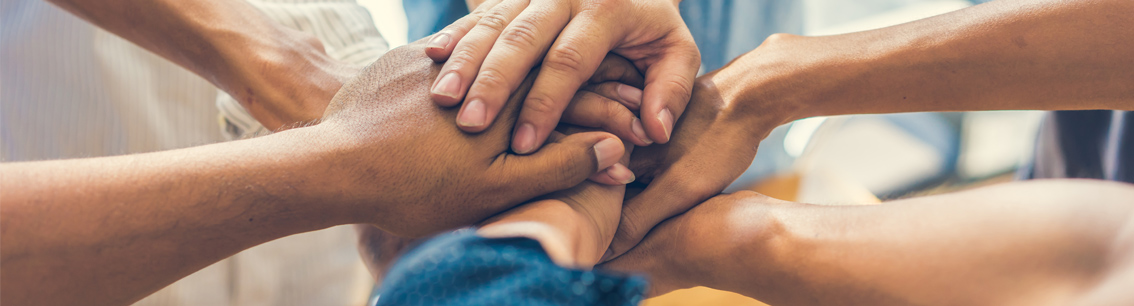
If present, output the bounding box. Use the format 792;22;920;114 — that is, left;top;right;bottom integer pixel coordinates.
609;0;1134;260
0;42;624;306
604;180;1134;305
0;129;345;306
44;0;355;129
717;0;1134;121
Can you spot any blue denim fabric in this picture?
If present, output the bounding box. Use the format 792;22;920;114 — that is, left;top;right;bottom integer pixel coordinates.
375;231;648;306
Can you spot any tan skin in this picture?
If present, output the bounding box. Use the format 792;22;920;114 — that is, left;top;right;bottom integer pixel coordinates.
0;42;629;306
45;0;356;130
602;180;1134;305
428;0;699;153
357;52;652;281
607;0;1134;260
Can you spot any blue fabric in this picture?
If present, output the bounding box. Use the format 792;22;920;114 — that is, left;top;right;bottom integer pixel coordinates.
403;0;469;41
1022;110;1133;183
375;231;648;306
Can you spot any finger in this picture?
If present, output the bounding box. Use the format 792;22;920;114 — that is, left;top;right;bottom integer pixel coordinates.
423;0;502;62
637;43;701;144
562;85;650;146
489;131;626;203
460;1;570;132
551;129;636;185
587;163;635;186
512;13;616;154
588;54;645;89
430;0;527;107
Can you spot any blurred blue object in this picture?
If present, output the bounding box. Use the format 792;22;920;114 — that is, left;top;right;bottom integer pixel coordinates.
403;0;468;41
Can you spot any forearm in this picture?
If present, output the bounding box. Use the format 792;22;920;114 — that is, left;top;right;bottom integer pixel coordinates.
45;0;346;128
0;127;351;306
717;0;1134;123
694;180;1134;305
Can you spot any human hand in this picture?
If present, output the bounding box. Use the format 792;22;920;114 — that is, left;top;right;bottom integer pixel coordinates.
425;0;700;154
479;131;634;268
600;34;825;260
310;41;629;237
219;29;359;130
599;191;787;297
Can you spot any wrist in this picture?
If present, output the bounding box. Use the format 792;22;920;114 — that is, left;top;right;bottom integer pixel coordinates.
254;126;369;225
673;193;796;296
716;34;881;124
211;27;349;128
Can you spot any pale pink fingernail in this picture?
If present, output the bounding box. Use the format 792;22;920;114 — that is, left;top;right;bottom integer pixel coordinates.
513;123;538;154
427;33;451;50
604;164;636;184
593;137;624;170
657;108;674;143
432;72;461;98
617;84;643;109
458;99;487;127
631;118;652;145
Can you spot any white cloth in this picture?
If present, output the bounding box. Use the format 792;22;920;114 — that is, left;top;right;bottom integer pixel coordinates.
2;1;388;305
2;0;224;161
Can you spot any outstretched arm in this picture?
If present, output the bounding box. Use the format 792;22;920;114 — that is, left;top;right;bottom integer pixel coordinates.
44;0;355;129
0;42;625;306
604;180;1134;305
719;0;1134;120
608;0;1134;260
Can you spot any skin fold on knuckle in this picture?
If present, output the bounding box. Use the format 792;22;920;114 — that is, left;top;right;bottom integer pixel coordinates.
446;47;482;73
543;43;589;77
523;94;564;120
659;74;695;109
498;18;543;51
476;9;512;33
473;68;513;96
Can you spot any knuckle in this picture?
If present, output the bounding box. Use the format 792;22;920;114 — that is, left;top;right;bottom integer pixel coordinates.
601;100;631;125
447;47;481;71
475;68;512;92
524;95;562;117
477;10;511;33
662;74;695;105
498;19;542;50
543;44;587;74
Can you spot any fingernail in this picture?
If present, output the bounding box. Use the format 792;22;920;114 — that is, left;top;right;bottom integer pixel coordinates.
427;33;451;50
432;72;461;98
631;118;652;145
593;137;623;170
604;164;636;184
457;99;487;127
657;108;674;143
617;84;643;108
513;123;537;154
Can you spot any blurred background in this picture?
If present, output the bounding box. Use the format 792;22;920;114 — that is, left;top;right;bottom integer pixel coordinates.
1;0;1045;305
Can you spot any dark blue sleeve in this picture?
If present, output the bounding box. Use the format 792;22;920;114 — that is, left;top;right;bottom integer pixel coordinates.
374;230;648;306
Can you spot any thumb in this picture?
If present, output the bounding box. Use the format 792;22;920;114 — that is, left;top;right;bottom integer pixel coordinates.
491;131;626;199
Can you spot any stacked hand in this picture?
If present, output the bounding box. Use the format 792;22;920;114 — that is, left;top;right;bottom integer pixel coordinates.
425;0;700;154
313;41;631;236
